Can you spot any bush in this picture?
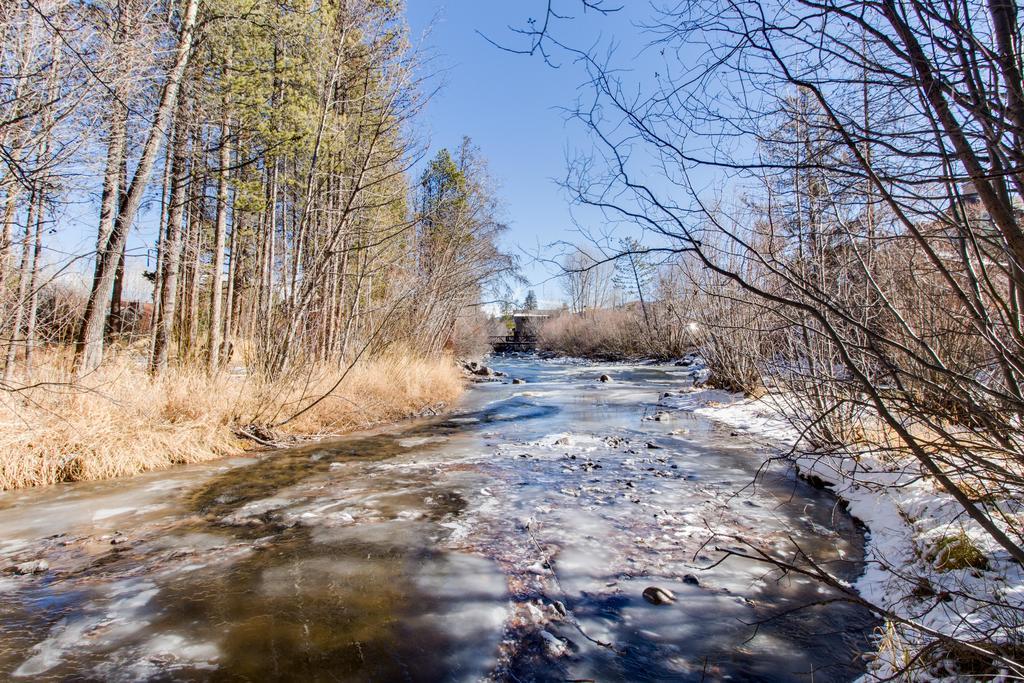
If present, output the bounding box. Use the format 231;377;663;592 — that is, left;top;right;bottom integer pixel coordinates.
539;308;654;359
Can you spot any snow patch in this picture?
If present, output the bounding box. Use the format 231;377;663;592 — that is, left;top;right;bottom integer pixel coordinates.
671;388;1024;681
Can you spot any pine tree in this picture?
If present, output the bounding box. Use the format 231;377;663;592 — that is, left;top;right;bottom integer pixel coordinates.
612;238;655;304
613;237;656;336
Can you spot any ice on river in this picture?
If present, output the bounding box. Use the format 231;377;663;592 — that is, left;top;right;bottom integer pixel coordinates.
0;356;875;682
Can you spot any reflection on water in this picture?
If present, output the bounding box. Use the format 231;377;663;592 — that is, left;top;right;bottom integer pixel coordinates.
0;357;876;681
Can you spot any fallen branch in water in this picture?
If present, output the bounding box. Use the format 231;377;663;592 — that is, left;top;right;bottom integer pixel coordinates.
523;517;625;655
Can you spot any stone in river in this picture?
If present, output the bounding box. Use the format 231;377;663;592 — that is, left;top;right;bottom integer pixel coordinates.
12;560;48;575
642;586;676;605
682;574;700;586
540;630;569;657
598;374;612;382
512;378;526;384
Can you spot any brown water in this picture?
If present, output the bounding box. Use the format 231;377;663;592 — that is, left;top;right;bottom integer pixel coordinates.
0;358;875;681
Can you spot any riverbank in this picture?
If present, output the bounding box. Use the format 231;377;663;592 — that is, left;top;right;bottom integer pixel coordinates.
0;349;463;491
653;380;1024;680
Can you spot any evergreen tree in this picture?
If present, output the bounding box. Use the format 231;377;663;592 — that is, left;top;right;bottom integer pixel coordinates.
612;237;656;336
612;238;656;304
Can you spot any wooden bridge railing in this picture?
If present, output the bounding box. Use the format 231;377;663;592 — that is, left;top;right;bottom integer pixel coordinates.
489;335;539;352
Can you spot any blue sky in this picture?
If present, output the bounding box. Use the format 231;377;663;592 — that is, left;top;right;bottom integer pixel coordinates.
404;2;640;308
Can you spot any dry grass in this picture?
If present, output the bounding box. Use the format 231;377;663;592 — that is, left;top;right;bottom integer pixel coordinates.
925;531;990;572
257;351;464;437
0;346;463;490
540;309;657;360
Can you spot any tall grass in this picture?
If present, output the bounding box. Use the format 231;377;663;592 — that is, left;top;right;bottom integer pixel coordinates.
0;347;463;490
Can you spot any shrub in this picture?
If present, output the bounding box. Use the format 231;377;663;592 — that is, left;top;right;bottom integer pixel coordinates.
539;308;653;359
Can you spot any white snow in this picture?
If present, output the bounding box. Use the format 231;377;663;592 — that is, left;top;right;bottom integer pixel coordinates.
659;385;1024;681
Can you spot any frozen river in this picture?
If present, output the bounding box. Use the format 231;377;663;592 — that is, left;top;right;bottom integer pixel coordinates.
0;357;875;681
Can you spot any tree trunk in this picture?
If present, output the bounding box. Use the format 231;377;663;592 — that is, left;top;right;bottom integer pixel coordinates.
0;189;18;294
74;0;199;374
187;197;202;358
150;97;191;374
108;242;127;337
149;139;173;360
207;113;230;373
3;190;38;381
108;145;130;339
23;196;44;373
75;94;128;371
224;209;239;345
263;161;278;331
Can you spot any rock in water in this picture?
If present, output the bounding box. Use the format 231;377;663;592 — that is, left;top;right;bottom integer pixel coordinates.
540;630;569;657
599;374;612;383
682;574;700;586
473;366;493;376
512;378;525;384
13;560;48;575
642;586;676;605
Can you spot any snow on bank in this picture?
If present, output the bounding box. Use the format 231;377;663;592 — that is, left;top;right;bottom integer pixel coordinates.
658;385;1024;681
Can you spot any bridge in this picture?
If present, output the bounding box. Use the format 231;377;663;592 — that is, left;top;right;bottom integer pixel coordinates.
489;309;557;353
489;335;539;353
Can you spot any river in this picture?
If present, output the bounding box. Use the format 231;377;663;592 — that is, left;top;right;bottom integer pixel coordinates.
0;357;875;682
